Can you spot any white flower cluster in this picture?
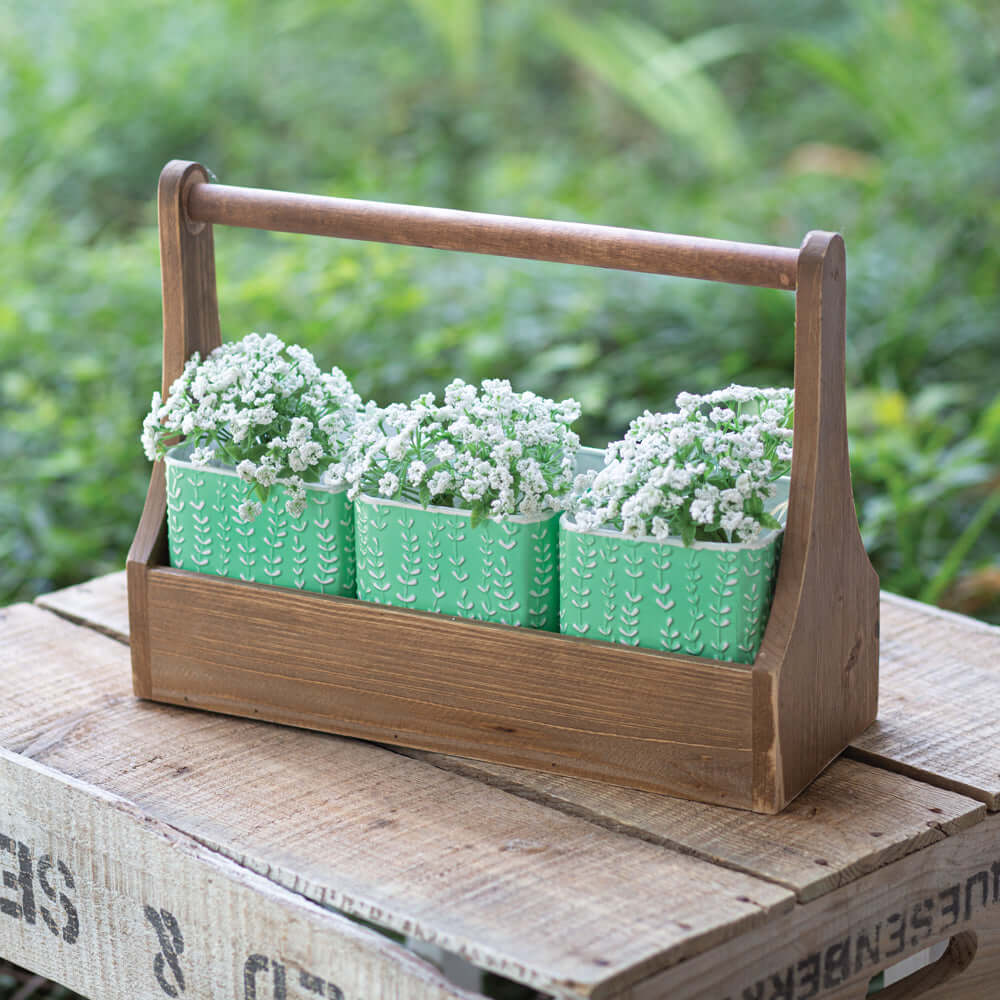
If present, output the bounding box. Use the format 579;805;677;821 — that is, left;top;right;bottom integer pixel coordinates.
334;378;581;526
141;332;363;520
573;385;794;545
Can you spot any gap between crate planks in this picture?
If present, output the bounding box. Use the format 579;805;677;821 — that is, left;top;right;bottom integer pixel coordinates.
0;575;991;1000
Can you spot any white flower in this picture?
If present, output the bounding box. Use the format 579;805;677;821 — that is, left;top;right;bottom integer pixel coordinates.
341;379;581;524
386;435;408;461
237;499;263;522
689;498;715;524
572;384;793;545
434;440;455;463
284;479;307;518
378;471;401;497
141;392;164;460
141;331;365;521
323;462;346;486
254;461;278;487
428;469;452;496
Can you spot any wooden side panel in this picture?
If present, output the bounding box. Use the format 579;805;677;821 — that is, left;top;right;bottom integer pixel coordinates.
52;573;1000;818
753;232;880;812
145;567;755;807
126;464;165;699
127;161;222;700
0;747;482;1000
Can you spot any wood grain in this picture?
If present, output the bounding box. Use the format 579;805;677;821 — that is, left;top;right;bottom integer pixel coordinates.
11;584;1000;997
0;603;127;755
0;747;482;1000
398;751;985;904
914;925;1000;1000
2;602;793;999
157;159;222;394
34;575;1000;860
187;181;799;289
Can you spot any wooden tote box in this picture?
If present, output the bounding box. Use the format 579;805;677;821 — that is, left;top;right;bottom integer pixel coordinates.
127;160;879;814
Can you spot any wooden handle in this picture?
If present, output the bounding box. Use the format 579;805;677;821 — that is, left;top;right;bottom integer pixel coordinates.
184;175;799;290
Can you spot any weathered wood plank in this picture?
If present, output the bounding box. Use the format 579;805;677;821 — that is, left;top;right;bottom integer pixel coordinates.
880;590;1000;635
34;570;129;644
0;603;128;755
399;751;985;903
614;811;1000;1000
0;746;481;1000
1;602;792;999
849;593;1000;810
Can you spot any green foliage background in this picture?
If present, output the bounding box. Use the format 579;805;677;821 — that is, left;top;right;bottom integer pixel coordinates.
2;0;999;621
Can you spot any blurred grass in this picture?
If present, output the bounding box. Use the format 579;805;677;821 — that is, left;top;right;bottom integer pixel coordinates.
1;0;998;621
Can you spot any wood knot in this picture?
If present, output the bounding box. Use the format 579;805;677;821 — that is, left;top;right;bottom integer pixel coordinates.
844;634;862;674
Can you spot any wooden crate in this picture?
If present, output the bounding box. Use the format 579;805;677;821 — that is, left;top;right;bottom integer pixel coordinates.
10;575;1000;999
126;160;880;814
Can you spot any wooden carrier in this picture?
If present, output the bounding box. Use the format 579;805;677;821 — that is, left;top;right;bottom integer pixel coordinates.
127;159;879;814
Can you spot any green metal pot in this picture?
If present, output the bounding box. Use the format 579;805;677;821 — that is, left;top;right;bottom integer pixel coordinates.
164;442;355;597
558;480;788;664
354;495;560;630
